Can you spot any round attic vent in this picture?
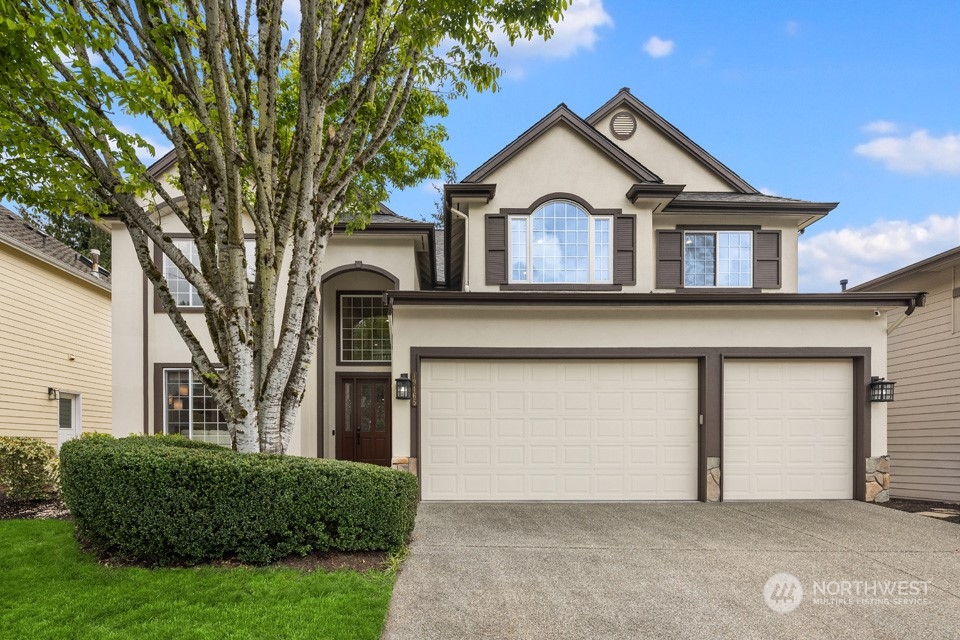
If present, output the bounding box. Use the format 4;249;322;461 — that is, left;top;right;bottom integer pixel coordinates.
610;111;637;140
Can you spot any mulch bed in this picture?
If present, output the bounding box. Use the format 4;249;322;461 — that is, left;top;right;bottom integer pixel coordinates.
875;497;960;525
0;492;390;572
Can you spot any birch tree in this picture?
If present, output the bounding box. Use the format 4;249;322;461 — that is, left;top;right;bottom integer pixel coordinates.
0;0;568;453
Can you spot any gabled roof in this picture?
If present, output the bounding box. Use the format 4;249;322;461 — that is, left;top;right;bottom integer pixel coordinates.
850;245;960;292
587;88;758;194
0;205;111;290
463;103;662;184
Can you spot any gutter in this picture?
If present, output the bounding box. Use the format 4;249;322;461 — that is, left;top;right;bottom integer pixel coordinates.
386;290;925;309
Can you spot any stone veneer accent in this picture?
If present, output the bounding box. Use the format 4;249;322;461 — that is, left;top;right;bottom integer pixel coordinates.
865;455;891;503
707;456;721;502
391;457;418;475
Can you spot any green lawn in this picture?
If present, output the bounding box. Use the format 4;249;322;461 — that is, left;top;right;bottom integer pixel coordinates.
0;520;395;639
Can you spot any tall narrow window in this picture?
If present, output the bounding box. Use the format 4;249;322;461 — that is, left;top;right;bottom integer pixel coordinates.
340;294;391;363
164;368;230;446
509;200;612;283
683;231;752;287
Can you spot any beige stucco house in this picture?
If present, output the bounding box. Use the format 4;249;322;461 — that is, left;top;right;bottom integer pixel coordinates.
852;248;960;503
110;88;923;502
0;206;112;449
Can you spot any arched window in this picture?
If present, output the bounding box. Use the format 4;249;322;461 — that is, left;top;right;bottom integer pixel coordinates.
509;200;612;283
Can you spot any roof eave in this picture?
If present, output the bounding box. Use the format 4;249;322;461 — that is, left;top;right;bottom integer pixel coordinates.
850;245;960;292
387;290;924;311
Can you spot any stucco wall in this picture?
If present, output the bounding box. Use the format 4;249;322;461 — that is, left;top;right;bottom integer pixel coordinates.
0;243;111;444
389;305;889;460
591;110;735;191
110;213;422;456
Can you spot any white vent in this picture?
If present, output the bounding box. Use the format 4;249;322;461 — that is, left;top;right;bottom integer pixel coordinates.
610;111;637;140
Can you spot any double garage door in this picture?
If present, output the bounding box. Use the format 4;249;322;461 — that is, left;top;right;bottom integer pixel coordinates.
420;359;853;501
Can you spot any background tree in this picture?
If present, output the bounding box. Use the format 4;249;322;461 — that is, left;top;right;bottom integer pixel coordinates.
0;0;568;453
19;208;112;270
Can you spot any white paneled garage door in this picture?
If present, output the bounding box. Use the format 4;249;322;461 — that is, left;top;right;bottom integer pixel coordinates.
723;359;853;500
420;359;699;501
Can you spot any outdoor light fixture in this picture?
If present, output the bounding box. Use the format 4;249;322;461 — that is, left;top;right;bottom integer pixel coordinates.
395;374;412;400
870;376;896;402
48;387;59;400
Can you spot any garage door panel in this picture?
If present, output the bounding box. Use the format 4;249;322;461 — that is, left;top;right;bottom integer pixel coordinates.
723;360;853;500
421;359;699;501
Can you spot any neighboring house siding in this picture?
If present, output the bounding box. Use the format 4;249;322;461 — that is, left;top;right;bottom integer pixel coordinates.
884;269;960;502
0;246;112;444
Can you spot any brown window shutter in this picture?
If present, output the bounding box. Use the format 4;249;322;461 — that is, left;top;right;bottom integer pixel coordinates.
656;230;683;289
754;230;781;289
485;215;507;285
613;215;636;285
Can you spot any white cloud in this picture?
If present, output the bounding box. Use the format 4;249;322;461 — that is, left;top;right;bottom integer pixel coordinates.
861;120;899;135
642;36;675;58
785;21;800;37
854;129;960;174
115;124;172;165
798;213;960;292
497;0;613;60
758;186;779;197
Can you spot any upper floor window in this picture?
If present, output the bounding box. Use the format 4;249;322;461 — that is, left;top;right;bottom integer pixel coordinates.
339;294;391;363
509;201;612;284
684;231;752;288
162;239;256;308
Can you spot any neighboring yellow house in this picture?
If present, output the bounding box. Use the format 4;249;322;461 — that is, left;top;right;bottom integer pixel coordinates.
0;205;112;449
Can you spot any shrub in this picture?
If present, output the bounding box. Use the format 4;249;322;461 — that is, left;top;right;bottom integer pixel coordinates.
0;437;60;501
59;435;419;565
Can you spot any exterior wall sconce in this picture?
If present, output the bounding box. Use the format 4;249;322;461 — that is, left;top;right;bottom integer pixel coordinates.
870;377;896;402
395;374;412;400
48;387;60;400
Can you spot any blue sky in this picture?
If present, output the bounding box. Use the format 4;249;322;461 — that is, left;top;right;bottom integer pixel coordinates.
384;0;960;292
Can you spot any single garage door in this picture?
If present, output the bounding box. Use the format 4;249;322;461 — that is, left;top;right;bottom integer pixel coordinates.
723;359;853;500
420;359;699;501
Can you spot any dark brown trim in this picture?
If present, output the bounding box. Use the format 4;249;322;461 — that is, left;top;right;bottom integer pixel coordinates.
317;295;324;459
142;275;149;434
500;193;621;218
335;291;393;367
675;288;763;294
153;362;226;440
387;290;926;309
332;222;434;235
626;183;685;203
445;183;497;204
661;199;838;216
499;284;623;291
145;149;178;179
320;262;400;288
463;104;662;184
585;88;757;194
408;346;873;503
675;224;761;231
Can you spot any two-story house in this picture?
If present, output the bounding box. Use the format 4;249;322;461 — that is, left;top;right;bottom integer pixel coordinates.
109;88;922;503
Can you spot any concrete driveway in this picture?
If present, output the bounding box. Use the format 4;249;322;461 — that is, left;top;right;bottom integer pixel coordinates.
382;502;960;640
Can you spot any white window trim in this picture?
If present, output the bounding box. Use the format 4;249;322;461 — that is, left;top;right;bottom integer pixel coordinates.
339;294;392;364
162;368;229;445
682;230;754;289
162;239;256;308
508;202;613;284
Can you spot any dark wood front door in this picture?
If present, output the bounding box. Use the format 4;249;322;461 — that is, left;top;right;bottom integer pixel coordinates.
336;374;391;466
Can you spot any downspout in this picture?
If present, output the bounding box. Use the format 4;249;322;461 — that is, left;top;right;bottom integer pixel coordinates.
450;208;470;292
885;293;925;336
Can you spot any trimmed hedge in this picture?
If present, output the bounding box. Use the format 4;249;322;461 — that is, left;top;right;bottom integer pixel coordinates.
59;435;419;565
0;436;60;501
